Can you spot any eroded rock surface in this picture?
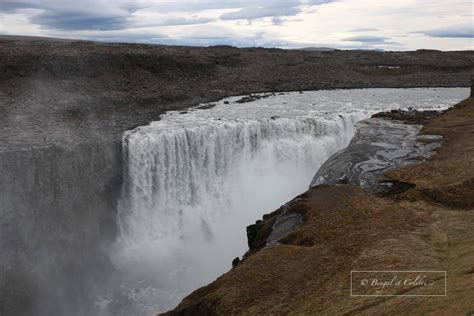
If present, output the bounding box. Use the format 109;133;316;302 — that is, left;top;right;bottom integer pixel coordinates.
310;114;443;193
163;98;474;315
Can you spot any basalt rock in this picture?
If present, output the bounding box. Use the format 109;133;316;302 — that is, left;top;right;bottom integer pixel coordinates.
471;75;474;97
309;116;442;193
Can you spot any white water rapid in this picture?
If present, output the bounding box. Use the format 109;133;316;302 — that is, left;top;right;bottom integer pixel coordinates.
103;88;467;315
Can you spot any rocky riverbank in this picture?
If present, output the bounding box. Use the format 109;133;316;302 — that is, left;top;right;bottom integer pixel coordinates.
163;96;474;315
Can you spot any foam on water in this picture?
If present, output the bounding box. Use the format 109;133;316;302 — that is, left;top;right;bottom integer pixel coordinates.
105;88;467;314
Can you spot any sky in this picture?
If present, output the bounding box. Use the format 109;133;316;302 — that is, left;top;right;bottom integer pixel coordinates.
0;0;472;50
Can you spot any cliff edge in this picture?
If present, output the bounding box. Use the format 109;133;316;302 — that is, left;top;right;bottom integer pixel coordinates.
163;97;474;315
1;38;473;150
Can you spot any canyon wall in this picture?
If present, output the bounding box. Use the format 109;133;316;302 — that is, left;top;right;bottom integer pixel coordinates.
0;37;473;315
0;142;122;315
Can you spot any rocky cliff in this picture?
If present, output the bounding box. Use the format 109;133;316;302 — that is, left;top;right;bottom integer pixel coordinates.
0;142;122;315
1;37;474;149
0;37;473;315
164;97;474;315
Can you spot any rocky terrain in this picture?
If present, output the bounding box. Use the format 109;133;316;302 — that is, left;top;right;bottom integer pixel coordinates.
164;97;474;315
0;37;473;315
1;37;473;149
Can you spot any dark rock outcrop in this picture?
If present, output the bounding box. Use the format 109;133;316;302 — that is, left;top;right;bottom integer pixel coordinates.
471;75;474;97
310;112;443;193
371;108;444;124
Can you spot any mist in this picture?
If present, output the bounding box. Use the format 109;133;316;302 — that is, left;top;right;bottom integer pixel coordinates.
0;87;466;316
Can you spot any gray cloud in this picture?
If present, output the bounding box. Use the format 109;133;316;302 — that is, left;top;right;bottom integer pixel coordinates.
0;0;335;31
31;12;129;31
0;0;217;31
342;35;391;43
348;28;379;32
135;17;214;28
0;1;38;12
0;1;139;30
79;29;381;50
272;16;285;26
161;17;212;26
220;4;299;20
58;26;358;50
219;0;333;21
77;32;168;44
421;24;473;38
157;36;305;48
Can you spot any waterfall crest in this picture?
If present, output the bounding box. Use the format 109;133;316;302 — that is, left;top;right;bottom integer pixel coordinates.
118;116;356;245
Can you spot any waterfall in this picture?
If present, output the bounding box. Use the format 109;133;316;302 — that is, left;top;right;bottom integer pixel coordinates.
104;88;466;314
110;116;359;313
118;116;357;244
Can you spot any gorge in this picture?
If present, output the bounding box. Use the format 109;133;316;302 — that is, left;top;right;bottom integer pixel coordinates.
1;38;473;316
108;88;465;314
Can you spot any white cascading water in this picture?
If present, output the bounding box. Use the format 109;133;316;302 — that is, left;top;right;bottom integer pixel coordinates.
105;88;467;314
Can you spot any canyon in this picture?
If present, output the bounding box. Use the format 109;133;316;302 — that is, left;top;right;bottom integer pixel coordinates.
0;37;473;315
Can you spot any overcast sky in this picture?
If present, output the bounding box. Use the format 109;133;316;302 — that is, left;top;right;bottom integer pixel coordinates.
0;0;472;50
